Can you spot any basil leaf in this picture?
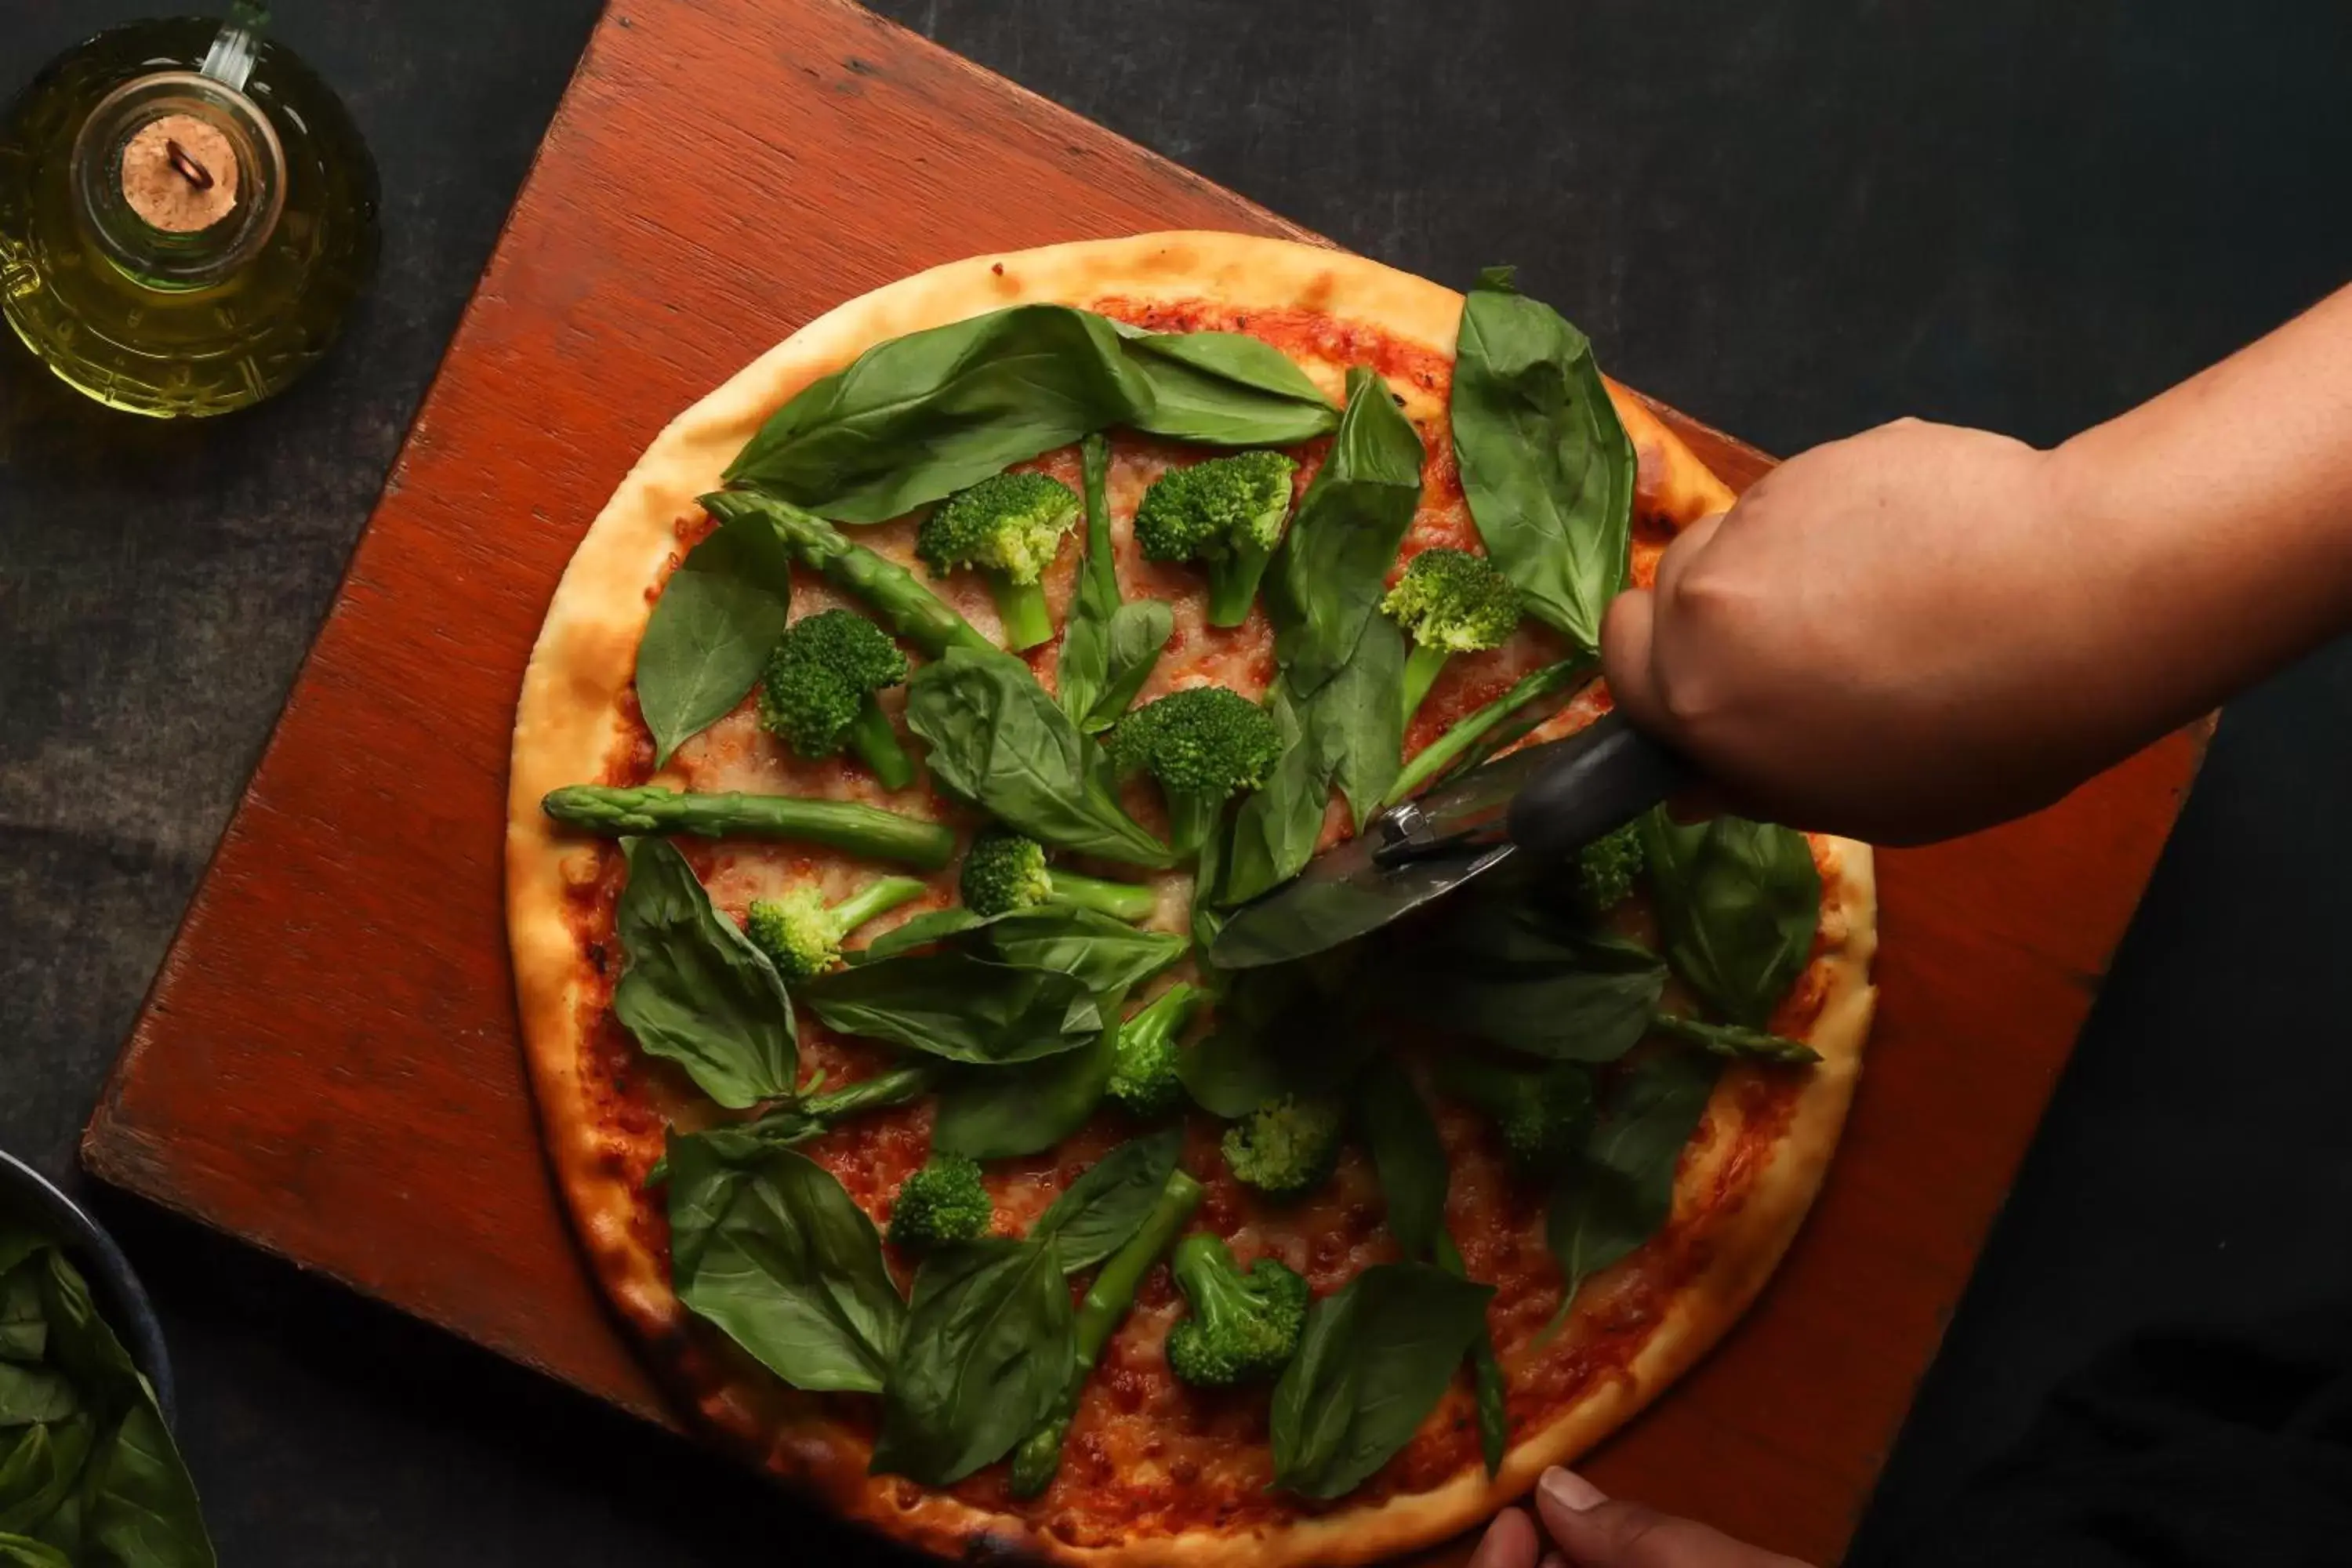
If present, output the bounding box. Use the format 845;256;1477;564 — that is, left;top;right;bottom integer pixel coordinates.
1080;599;1174;735
1265;367;1425;699
1269;1261;1494;1499
1352;1066;1508;1474
0;1267;44;1364
1213;686;1327;908
9;1250;216;1566
1120;330;1339;446
612;837;797;1109
81;1398;212;1567
1032;1128;1185;1274
1053;434;1174;735
1178;954;1379;1117
0;1419;93;1534
1436;953;1665;1063
905;648;1171;868
32;1251;134;1392
1414;897;1667;1062
978;908;1187;995
0;1533;70;1568
931;1029;1115;1161
802;950;1099;1065
1307;614;1406;829
855;905;1184;993
635;516;796;764
853;906;993;963
1641;812;1821;1029
1353;1059;1447;1261
1219;368;1423;873
1439;1227;1512;1477
0;1424;49;1510
1451;268;1635;657
0;1368;73;1430
822;906;1169;1064
872;1238;1073;1485
1054;434;1120;728
665;1128;904;1394
728;306;1152;523
1175;1022;1291;1120
1547;1047;1720;1310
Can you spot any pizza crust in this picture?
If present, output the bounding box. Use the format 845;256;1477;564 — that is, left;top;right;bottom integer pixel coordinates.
507;232;1869;1567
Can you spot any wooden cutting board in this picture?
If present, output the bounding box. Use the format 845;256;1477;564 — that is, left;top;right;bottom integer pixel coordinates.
82;1;2206;1561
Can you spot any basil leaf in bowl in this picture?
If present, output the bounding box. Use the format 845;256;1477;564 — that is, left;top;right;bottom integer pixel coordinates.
0;1152;214;1566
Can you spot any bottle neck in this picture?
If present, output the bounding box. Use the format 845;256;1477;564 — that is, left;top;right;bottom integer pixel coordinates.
71;69;285;291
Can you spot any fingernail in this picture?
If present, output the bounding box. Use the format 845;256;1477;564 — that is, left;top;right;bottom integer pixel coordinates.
1540;1466;1607;1512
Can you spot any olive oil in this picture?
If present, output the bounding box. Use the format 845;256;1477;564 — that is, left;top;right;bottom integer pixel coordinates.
0;16;379;417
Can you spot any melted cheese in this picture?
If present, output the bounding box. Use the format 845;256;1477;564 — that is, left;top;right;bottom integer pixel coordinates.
571;302;1812;1541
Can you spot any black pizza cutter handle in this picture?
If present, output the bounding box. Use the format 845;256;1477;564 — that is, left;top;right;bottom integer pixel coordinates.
1504;711;1700;861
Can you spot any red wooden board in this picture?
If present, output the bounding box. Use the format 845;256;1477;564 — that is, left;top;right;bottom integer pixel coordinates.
82;2;2206;1562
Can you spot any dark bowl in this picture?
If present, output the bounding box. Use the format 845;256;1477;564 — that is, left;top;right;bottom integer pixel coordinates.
0;1149;176;1422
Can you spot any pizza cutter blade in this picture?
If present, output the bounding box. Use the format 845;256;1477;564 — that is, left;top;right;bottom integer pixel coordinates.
1206;712;1694;970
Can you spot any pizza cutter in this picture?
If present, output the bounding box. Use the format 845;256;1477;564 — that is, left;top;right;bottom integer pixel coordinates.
1206;712;1695;970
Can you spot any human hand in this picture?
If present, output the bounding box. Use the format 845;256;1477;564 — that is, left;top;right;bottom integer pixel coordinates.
1601;418;2157;844
1467;1468;1814;1568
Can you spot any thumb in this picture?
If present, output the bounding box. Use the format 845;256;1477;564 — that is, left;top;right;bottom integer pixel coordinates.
1535;1469;1812;1568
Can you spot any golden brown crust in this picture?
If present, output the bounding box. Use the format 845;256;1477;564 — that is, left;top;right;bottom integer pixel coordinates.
506;232;1875;1567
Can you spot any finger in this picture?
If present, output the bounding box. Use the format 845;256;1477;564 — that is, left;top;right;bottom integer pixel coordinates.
1539;1467;1608;1513
1540;1556;1568;1568
1539;1496;1682;1567
1537;1471;1810;1568
1468;1507;1541;1568
1598;587;1667;735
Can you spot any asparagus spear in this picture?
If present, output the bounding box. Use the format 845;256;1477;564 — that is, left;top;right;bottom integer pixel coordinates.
1007;1169;1204;1497
1380;656;1596;811
1653;1013;1822;1065
702;490;1002;661
542;784;954;869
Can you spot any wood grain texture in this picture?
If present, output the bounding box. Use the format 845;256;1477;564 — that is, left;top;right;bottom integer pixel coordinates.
81;0;2205;1562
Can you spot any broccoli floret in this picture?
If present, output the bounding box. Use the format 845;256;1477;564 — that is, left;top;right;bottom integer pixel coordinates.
1163;1233;1310;1388
1434;1056;1597;1181
915;470;1080;651
1383;549;1522;652
1132;452;1298;626
1576;820;1645;913
757;609;917;789
957;829;1158;923
1381;549;1522;730
745;877;928;981
1106;983;1202;1119
1107;687;1284;854
886;1153;993;1250
1219;1095;1345;1200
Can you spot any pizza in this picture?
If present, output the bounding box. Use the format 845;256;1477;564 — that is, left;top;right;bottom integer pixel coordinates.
506;232;1877;1566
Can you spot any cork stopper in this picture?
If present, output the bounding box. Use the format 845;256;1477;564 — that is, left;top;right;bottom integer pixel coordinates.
120;114;240;233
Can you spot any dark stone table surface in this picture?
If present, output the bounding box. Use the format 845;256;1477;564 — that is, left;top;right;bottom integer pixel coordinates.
3;2;2349;1561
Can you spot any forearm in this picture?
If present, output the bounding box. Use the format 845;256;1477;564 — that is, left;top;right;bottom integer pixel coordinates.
2049;283;2352;748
